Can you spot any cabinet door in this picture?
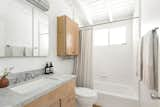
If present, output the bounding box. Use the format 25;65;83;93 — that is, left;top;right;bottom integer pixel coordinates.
57;16;66;56
66;16;74;55
61;95;76;107
65;17;79;56
49;99;61;107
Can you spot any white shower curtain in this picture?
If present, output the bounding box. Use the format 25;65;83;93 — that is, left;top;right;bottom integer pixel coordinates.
73;28;93;88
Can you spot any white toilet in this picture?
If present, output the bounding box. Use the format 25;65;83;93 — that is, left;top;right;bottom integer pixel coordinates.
76;87;98;107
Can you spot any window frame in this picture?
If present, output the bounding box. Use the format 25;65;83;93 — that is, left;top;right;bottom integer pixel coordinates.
93;25;127;46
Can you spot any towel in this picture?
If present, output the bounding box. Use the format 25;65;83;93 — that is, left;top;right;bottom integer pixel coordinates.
12;46;25;56
153;30;159;91
24;47;32;56
137;30;159;91
5;45;12;56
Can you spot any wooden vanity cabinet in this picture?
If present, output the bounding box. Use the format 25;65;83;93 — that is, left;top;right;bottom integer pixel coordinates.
24;80;76;107
57;15;80;56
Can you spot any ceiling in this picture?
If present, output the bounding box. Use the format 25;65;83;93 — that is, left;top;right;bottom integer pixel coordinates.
75;0;137;24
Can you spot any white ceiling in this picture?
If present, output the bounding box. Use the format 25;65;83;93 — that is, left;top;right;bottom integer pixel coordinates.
75;0;137;24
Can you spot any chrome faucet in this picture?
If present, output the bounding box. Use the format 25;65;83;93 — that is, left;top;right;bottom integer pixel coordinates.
24;73;34;81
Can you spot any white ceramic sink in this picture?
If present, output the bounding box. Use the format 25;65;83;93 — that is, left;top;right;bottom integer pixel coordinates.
48;74;75;82
10;77;62;94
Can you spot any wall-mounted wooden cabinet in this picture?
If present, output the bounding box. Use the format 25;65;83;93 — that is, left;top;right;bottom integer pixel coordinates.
57;16;80;56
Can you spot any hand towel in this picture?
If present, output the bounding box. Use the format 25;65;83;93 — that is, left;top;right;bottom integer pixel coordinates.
12;46;25;56
24;47;32;56
137;30;159;91
5;45;12;57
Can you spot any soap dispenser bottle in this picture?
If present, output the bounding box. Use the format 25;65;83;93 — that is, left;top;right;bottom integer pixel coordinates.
49;62;54;74
44;63;50;74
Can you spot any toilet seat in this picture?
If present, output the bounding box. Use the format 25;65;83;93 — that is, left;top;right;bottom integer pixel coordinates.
76;87;98;107
76;87;97;98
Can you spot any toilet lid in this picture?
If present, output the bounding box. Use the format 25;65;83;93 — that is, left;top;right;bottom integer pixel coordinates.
76;87;97;98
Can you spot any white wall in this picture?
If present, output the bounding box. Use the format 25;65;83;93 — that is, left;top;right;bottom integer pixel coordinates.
132;18;140;98
0;0;83;74
0;20;5;56
141;0;160;106
93;20;136;87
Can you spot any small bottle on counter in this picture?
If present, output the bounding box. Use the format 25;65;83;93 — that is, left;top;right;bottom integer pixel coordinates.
49;62;54;74
44;63;50;74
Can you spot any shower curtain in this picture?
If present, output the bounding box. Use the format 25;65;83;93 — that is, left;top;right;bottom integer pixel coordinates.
73;28;93;88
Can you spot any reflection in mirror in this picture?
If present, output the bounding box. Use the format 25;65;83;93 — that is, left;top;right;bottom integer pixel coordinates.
33;10;49;56
0;0;33;57
0;0;49;57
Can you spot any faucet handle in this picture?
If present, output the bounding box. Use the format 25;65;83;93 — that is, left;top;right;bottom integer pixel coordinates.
25;73;34;81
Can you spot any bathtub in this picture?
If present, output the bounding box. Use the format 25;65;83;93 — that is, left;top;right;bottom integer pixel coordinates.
94;80;139;107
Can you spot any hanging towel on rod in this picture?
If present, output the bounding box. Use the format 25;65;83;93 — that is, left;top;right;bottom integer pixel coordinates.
137;28;159;91
24;47;32;56
12;47;25;56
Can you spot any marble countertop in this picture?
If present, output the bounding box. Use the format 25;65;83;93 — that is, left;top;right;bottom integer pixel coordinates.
0;74;76;107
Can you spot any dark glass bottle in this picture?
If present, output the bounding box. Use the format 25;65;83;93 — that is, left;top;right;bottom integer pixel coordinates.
44;63;50;74
49;62;54;74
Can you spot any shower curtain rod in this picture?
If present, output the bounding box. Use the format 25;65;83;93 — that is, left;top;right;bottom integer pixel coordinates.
80;17;140;29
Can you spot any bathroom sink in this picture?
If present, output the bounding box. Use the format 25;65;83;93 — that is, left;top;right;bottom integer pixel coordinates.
10;77;62;94
48;74;75;82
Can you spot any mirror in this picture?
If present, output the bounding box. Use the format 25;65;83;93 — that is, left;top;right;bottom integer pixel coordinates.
0;0;49;57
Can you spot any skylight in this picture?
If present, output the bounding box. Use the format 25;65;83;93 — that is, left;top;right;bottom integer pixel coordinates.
76;0;136;24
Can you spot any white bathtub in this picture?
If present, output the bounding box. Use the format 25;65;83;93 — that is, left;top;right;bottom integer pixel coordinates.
94;80;139;107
